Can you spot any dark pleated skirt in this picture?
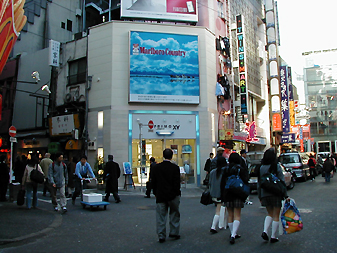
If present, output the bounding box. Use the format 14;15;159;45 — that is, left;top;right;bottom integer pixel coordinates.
261;196;282;207
224;198;244;208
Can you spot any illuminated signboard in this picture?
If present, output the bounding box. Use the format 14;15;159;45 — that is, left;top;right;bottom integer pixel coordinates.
280;66;290;133
236;14;247;115
121;0;198;23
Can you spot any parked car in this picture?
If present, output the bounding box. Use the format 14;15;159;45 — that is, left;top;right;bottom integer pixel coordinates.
279;152;310;181
248;161;295;193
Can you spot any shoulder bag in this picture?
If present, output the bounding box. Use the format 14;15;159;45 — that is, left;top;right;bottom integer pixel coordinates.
260;166;287;198
225;168;250;200
30;164;45;184
200;190;213;205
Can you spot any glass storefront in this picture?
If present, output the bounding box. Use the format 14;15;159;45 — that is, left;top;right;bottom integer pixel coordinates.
132;138;196;184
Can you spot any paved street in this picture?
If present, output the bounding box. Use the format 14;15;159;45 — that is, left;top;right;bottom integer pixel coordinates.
1;175;337;253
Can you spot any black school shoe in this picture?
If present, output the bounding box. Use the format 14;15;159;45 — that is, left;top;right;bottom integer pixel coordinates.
210;229;218;234
159;238;166;243
230;237;235;244
261;232;269;241
270;238;279;243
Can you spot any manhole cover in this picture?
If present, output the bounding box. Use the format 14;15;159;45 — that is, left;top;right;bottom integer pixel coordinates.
137;205;156;210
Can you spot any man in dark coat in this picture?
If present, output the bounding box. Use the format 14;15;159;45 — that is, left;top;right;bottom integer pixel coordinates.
103;155;121;203
152;148;181;243
0;156;9;201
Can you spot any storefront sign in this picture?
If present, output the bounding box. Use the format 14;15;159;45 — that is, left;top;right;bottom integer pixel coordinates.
219;129;233;140
272;113;282;131
233;131;248;141
49;40;60;67
132;113;196;139
236;14;248;115
49;114;80;136
245;121;258;142
280;66;290;133
281;133;296;144
129;31;199;104
121;0;198;23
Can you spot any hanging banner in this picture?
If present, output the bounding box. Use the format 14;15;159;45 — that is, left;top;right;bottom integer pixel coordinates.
280;66;290;133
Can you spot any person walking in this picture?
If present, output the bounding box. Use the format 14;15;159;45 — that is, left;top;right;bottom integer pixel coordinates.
257;148;287;243
40;153;53;196
220;152;249;244
0;156;9;202
22;156;44;209
203;153;214;186
210;147;225;171
152;148;181;243
145;157;156;198
72;155;95;205
66;157;77;198
48;153;68;212
14;155;26;184
308;154;316;181
209;156;227;234
323;156;334;182
103;155;121;203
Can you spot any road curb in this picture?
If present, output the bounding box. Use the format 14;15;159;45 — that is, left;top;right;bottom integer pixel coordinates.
0;210;62;245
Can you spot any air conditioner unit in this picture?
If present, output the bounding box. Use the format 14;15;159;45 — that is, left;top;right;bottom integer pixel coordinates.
64;93;73;103
88;141;96;150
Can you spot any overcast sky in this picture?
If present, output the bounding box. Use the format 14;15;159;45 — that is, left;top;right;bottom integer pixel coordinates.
277;0;337;75
277;0;337;103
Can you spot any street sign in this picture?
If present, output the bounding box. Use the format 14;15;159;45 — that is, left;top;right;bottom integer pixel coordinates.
9;126;16;137
148;120;154;129
10;137;17;143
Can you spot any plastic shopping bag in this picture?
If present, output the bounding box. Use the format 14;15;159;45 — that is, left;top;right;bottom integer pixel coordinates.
281;198;303;234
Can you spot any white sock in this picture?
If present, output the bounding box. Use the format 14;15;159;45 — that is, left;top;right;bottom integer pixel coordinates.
263;216;273;234
219;207;226;228
271;221;279;238
228;222;233;235
211;215;220;230
232;220;240;237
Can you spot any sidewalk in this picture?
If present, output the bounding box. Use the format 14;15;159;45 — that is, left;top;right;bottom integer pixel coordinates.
0;184;204;245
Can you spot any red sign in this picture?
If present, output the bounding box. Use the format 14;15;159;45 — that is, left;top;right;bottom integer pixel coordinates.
272;113;282;132
148;120;154;129
9;125;16;137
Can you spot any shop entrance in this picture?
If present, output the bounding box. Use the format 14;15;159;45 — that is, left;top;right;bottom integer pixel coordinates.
131;139;196;184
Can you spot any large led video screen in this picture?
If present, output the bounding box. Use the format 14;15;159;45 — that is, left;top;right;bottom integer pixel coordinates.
129;31;199;104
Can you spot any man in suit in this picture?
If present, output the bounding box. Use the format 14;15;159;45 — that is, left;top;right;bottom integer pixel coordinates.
152;148;181;243
103;155;121;203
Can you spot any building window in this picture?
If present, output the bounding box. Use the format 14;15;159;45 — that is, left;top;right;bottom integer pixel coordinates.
67;19;72;31
218;1;224;19
67;58;87;86
61;22;65;29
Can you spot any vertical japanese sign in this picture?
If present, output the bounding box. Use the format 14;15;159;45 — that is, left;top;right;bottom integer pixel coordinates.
236;14;247;115
288;67;295;126
49;40;60;67
299;126;304;152
280;66;290;133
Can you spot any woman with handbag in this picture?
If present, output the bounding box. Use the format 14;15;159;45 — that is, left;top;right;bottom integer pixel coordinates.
209;156;227;234
220;153;249;244
258;148;287;243
22;156;44;209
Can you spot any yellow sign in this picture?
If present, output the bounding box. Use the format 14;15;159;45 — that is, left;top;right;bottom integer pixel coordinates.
219;129;233;140
289;100;295;126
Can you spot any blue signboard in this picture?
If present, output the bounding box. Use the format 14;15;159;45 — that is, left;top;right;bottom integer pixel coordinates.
280;66;290;133
129;31;199;104
281;133;296;144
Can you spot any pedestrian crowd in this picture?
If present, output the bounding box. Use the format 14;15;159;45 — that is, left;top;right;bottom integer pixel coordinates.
1;147;336;246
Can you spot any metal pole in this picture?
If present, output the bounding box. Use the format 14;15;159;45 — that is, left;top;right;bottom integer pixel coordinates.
9;141;13;183
139;123;143;191
109;0;111;21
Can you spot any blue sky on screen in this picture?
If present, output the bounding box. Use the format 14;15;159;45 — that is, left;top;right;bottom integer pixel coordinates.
130;31;199;76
